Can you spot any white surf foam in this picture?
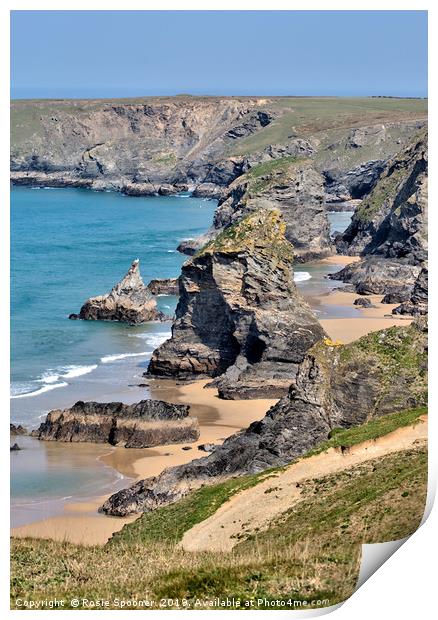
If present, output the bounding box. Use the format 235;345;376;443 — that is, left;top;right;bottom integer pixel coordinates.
128;331;170;348
294;271;312;283
61;364;98;379
11;382;69;399
100;351;152;364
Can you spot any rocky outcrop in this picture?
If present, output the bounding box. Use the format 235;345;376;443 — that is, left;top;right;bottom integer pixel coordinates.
10;423;27;435
393;265;428;316
178;157;333;262
34;399;199;448
101;319;427;515
147;278;179;296
338;132;427;261
69;259;165;324
329;257;421;296
332;133;427;297
323;160;385;203
148;209;326;398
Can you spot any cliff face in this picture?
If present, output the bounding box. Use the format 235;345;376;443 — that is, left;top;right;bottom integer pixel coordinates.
332;133;428;297
393;265;428;316
148;209;325;398
34;399;199;448
11;98;273;192
101;319;427;515
69;259;165;324
339;132;428;261
178;156;333;262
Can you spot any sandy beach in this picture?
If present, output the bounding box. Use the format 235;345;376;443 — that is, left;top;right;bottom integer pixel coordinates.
11;254;414;546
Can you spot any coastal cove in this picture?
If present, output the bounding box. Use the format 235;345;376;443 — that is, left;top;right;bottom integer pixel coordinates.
10;187;406;534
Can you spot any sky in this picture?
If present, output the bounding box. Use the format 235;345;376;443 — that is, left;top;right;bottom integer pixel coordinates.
11;10;428;99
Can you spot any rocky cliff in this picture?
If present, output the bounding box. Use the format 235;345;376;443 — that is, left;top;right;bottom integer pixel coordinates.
147;209;325;398
393;265;428;316
332;132;428;297
11;97;426;198
34;399;199;448
69;259;165;324
178;156;333;262
11;97;273;192
101;319;427;515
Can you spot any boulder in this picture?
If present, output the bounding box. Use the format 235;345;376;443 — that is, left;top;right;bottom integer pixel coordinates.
147;209;326;398
353;297;372;307
34;399;199;448
10;443;21;451
100;319;427;516
69;259;166;324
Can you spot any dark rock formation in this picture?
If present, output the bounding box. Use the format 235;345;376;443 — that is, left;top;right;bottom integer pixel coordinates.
34;399;199;448
353;297;372;307
10;423;27;435
147;278;179;296
332;133;427;298
69;259;166;324
178;157;333;262
323;160;385;202
338;132;427;260
393;265;428;316
10;443;21;451
329;257;421;296
101;319;427;516
148;209;326;398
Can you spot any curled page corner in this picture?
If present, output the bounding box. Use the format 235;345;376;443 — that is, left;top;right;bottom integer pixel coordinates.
356;537;409;590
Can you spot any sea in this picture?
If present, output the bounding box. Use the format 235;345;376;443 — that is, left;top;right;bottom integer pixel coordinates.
10;186;353;526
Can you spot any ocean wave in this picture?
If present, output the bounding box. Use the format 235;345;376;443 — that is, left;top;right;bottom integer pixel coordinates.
128;331;170;348
294;272;312;282
61;364;98;379
39;364;98;383
100;351;152;364
11;381;69;399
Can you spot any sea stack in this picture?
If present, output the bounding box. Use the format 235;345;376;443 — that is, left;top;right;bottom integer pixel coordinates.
69;259;165;324
148;209;326;398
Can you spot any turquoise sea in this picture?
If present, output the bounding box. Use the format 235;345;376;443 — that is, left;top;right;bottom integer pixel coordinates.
10;187;353;526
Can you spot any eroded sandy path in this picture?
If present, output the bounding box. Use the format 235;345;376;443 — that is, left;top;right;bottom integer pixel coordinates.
180;417;427;553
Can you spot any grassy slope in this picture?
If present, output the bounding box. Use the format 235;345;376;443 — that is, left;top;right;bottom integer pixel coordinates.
11;408;427;609
230;97;428;156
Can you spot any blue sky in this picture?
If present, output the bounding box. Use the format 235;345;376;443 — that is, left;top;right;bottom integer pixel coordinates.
11;10;428;99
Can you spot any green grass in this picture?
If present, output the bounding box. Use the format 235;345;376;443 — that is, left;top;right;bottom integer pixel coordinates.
109;474;266;546
305;407;426;457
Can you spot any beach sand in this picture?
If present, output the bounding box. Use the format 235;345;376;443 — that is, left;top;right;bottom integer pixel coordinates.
315;290;412;343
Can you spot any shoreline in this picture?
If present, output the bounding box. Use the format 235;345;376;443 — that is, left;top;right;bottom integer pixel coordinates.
10;253;414;545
